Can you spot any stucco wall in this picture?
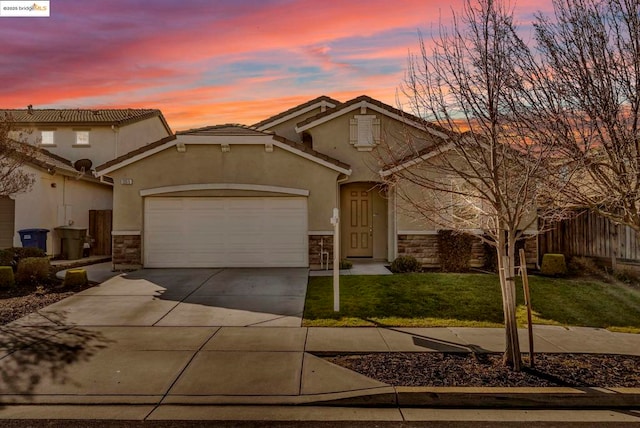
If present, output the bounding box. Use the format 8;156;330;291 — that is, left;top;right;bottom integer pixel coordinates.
307;112;440;185
116;117;172;157
109;142;341;232
12;165;112;254
262;107;326;143
18;117;170;168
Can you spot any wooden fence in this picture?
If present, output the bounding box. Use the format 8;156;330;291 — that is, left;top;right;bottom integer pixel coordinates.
89;210;112;256
538;210;640;263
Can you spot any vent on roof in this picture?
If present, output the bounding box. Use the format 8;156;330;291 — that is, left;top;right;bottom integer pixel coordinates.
27;105;33;115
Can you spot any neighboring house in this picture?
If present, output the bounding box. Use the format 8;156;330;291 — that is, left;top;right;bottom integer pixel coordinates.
95;95;536;269
0;108;172;254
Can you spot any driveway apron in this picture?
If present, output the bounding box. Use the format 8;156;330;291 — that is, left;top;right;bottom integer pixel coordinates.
37;268;309;327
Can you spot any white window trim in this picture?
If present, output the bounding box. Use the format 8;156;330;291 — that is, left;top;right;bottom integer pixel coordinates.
40;130;55;146
74;130;90;146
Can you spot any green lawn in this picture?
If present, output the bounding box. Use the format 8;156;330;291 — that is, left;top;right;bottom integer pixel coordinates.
303;273;640;333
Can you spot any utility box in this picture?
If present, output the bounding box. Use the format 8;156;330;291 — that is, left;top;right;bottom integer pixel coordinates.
18;228;49;252
55;226;87;260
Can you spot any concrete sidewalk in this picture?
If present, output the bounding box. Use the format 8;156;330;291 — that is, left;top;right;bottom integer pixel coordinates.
1;267;640;421
0;324;639;407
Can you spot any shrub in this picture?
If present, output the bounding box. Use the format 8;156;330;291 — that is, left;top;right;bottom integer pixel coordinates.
0;266;15;288
63;269;88;288
0;247;47;272
390;255;421;273
568;256;602;276
15;257;51;285
614;266;640;286
540;253;567;276
339;259;353;269
437;230;473;272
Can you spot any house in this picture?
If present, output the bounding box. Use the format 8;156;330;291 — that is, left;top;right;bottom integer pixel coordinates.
0;108;172;254
95;95;537;270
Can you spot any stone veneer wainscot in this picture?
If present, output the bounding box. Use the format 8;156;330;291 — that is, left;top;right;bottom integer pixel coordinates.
398;232;538;268
309;235;333;269
112;233;142;269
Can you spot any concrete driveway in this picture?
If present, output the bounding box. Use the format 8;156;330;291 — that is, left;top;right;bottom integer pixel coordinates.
34;268;309;327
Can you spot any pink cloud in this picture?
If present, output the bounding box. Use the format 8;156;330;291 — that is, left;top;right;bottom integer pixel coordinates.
0;0;556;130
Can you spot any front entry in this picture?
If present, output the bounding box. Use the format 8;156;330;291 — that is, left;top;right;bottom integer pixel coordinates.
342;183;374;257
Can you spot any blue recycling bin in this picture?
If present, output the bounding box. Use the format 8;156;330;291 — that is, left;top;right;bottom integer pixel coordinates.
18;228;49;252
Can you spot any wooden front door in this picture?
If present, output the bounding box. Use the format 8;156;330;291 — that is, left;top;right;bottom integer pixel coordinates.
344;185;373;257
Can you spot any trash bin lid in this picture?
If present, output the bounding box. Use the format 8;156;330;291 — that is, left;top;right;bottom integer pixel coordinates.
18;228;50;233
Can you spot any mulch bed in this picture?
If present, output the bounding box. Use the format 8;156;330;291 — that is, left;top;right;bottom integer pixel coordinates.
327;352;640;388
0;283;92;325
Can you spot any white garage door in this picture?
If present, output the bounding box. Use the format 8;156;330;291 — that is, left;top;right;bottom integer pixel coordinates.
144;197;308;268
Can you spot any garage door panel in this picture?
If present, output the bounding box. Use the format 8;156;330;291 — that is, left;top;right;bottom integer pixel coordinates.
144;197;308;268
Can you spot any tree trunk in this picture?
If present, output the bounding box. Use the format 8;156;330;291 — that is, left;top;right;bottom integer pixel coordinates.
497;231;522;370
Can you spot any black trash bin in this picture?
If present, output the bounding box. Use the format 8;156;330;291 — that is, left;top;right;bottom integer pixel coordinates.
18;228;49;252
54;226;87;260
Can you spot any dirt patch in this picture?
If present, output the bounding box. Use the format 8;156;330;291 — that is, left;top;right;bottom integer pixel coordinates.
327;352;640;387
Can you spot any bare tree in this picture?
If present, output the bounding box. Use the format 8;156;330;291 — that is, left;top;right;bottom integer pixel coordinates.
532;0;640;231
0;113;36;196
379;0;566;370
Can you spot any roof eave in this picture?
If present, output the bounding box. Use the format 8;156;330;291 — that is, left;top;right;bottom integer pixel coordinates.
295;99;450;141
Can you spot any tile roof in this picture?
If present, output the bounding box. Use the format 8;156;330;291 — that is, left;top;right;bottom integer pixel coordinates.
295;95;452;137
252;95;341;129
177;124;268;137
9;139;102;181
2;108;170;129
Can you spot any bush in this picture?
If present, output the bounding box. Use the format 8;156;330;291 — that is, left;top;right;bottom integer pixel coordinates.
0;247;47;272
568;256;602;276
437;230;473;272
0;249;13;268
15;257;51;285
339;259;353;269
0;266;15;288
390;255;422;273
540;253;567;276
614;266;640;285
63;269;88;288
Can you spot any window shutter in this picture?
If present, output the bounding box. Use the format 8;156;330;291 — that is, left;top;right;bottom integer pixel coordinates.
350;114;379;151
350;118;358;145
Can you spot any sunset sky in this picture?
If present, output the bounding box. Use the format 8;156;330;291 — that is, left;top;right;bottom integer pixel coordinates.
1;0;553;131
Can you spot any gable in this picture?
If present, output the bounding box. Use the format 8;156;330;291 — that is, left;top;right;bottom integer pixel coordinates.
296;96;451;141
96;125;351;177
293;101;448;183
253;96;340;131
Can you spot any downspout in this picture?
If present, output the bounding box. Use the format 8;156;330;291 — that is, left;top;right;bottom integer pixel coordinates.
112;125;119;158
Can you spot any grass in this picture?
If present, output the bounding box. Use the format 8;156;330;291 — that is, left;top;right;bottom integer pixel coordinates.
303;273;640;333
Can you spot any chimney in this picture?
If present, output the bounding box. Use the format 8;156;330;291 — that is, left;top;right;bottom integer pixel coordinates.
27;105;33;115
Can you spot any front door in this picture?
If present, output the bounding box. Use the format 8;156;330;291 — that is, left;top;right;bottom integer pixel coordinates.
344;184;373;257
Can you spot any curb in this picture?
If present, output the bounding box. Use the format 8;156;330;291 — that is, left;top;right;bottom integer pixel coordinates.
1;388;639;408
318;387;640;408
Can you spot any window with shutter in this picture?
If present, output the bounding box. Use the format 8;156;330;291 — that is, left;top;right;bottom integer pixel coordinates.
349;114;380;151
